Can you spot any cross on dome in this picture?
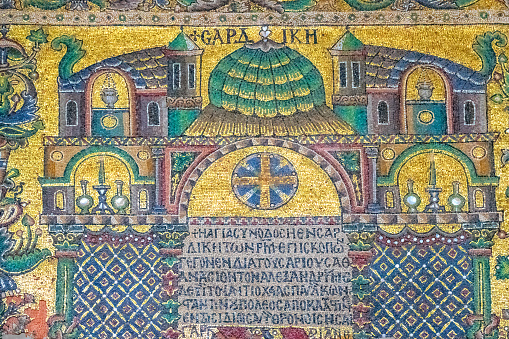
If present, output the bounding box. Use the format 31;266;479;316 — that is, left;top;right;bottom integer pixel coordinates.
260;26;272;41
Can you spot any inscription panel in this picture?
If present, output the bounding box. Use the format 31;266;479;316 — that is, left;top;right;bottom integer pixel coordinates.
179;222;352;327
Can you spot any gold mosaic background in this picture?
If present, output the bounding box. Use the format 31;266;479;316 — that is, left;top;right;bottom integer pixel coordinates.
5;25;509;324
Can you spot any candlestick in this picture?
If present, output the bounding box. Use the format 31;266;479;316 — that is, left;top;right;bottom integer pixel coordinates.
429;150;436;187
98;158;105;185
91;156;114;214
424;150;445;213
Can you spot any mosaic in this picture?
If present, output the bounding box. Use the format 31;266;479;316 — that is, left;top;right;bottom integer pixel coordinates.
3;0;509;334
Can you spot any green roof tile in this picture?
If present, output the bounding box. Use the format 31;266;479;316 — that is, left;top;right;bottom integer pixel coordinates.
331;31;364;51
208;43;326;118
168;32;200;51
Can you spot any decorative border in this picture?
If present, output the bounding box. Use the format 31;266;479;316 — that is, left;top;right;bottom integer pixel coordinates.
43;133;499;147
342;211;503;225
1;9;507;26
40;213;180;225
376;230;471;246
188;215;342;224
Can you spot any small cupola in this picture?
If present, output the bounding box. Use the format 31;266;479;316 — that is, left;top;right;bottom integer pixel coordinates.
329;31;366;97
165;30;203;99
165;30;203;137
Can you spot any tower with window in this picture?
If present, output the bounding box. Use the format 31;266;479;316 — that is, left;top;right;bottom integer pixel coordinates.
165;31;203;137
329;31;367;134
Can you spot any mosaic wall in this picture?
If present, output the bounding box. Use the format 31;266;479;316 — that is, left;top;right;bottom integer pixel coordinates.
4;0;509;336
370;242;474;339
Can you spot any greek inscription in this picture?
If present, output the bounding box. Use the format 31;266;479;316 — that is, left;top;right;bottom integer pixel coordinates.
179;223;352;327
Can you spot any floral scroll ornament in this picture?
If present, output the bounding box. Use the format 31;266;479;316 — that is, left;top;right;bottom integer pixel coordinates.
491;52;509;122
483;31;509;135
0;25;45;158
0;26;51;338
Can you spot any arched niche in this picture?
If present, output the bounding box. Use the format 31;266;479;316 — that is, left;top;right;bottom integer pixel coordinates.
397;151;469;213
186;146;342;218
400;65;453;135
73;154;132;214
54;191;66;211
66;100;78;126
85;68;137;137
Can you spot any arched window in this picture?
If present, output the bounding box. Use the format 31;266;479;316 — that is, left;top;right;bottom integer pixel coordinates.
464;101;475;125
147;102;160;126
66;100;78;126
385;191;394;208
54;191;65;211
352;62;360;88
139;190;148;210
475;189;485;208
188;64;196;89
339;62;347;88
378;101;389;124
173;63;181;89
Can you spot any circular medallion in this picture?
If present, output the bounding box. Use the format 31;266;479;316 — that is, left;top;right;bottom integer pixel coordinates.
50;150;64;162
232;153;298;210
418;110;434;124
137;151;150;160
381;148;395;160
101;114;118;129
471;146;486;160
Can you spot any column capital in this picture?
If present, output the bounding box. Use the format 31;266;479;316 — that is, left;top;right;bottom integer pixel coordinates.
151;147;165;158
49;224;84;251
365;146;379;159
468;248;493;257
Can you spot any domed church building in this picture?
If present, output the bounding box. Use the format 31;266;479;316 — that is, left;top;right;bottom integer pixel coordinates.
40;28;502;339
186;31;354;136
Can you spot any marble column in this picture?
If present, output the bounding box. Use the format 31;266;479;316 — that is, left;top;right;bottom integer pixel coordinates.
365;146;384;213
152;147;166;214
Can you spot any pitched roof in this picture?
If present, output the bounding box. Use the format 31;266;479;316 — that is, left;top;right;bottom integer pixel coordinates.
364;44;487;92
60;35;488;94
330;31;364;52
58;47;168;92
168;32;200;51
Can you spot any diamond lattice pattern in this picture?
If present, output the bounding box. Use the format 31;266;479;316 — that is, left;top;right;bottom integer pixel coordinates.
370;243;473;339
74;241;164;339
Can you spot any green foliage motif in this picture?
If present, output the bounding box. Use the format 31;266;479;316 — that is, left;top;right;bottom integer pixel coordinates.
51;35;86;80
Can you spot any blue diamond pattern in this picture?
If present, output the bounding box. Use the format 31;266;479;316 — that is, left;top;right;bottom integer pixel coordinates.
370;243;473;339
74;240;163;339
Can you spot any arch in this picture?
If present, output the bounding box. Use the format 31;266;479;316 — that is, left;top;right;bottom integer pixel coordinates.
377;100;389;124
399;65;454;134
66;100;78;126
385;191;394;208
72;154;132;187
177;138;355;223
378;143;499;187
54;191;65;210
147;101;160;126
464;100;476;125
139;189;149;210
63;146;153;185
474;189;485;208
84;67;137;136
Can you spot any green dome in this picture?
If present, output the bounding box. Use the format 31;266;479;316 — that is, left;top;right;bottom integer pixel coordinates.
208;41;326;118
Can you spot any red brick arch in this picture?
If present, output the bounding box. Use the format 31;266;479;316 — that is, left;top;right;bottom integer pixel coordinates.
176;138;355;223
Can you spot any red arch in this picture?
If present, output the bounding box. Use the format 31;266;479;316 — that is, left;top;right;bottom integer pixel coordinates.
399;65;454;135
84;67;137;136
175;138;357;223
